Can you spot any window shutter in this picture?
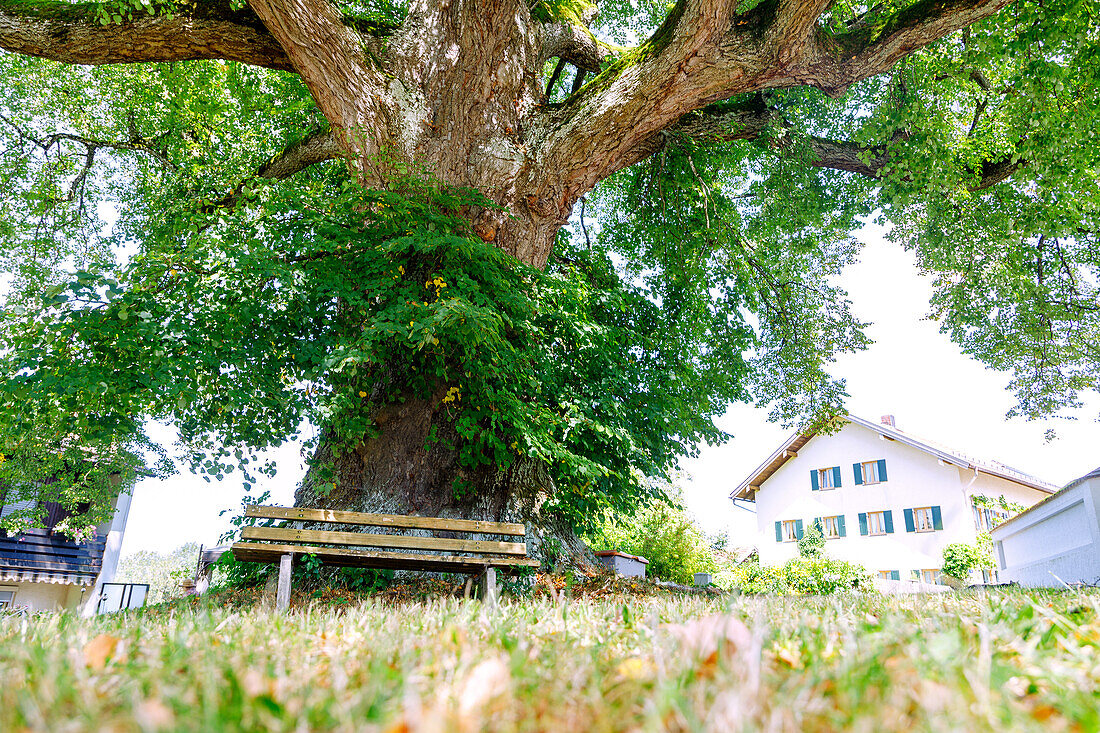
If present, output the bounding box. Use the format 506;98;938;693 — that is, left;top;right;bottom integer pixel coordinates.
832;466;842;487
932;506;943;530
858;513;868;536
775;521;783;542
910;569;920;581
877;459;888;481
890;570;900;581
810;470;819;491
814;517;823;532
853;463;863;485
884;510;895;534
837;515;847;537
903;508;915;533
795;519;804;539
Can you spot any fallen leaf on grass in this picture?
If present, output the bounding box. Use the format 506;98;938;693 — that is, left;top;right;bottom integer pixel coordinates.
134;699;174;730
458;657;511;719
615;657;656;680
83;634;121;670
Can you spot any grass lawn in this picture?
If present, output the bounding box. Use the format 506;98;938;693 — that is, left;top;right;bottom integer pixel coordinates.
2;583;1098;732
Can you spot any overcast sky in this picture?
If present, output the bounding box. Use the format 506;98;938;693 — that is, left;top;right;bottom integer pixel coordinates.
117;220;1099;556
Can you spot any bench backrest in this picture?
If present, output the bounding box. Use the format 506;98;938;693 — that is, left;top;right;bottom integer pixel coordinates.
240;505;528;558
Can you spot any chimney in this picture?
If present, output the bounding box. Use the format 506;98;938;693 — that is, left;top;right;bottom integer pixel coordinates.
880;414;896;428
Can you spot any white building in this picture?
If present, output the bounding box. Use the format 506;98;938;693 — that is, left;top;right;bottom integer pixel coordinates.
990;466;1100;588
731;415;1056;582
0;486;135;615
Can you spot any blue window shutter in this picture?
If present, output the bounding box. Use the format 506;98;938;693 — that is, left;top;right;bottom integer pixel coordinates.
858;513;868;536
795;519;804;539
775;521;783;542
932;506;943;530
884;510;895;534
837;515;847;537
877;459;888;481
814;517;823;532
891;570;900;581
853;463;863;485
810;470;819;491
910;570;920;581
903;508;915;533
832;466;842;488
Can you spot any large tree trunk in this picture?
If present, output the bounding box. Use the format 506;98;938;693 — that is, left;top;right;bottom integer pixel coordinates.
249;0;592;557
295;395;591;566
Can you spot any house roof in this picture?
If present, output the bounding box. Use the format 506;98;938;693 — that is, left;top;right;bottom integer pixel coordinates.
990;465;1100;535
730;415;1059;501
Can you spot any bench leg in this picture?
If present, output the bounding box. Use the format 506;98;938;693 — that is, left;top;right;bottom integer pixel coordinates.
477;567;498;607
276;553;293;612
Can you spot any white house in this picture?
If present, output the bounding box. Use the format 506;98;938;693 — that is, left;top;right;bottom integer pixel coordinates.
731;415;1057;583
0;485;135;615
990;466;1100;588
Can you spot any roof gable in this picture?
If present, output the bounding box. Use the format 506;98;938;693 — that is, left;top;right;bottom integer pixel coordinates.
731;415;1057;500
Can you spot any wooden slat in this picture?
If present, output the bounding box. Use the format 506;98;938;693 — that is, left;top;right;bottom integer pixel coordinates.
242;526;527;556
231;542;540;573
244;505;526;537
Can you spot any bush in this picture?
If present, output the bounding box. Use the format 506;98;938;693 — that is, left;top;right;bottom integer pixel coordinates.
584;495;716;585
734;556;872;596
798;520;825;558
942;534;994;581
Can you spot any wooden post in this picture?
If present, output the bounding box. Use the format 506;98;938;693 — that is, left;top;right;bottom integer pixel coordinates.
477;566;498;607
276;553;293;612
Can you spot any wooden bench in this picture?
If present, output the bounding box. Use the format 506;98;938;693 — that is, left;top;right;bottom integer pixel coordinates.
230;505;540;610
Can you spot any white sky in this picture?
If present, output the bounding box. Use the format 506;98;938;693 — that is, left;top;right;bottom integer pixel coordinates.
117;220;1100;557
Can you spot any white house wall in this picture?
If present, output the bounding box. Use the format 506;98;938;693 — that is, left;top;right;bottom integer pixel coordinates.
991;478;1100;587
753;422;1049;577
1;581;87;611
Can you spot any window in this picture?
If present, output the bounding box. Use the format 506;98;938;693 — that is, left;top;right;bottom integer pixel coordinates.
774;519;804;542
877;570;900;580
812;467;840;491
821;515;844;539
866;510;888;535
972;504;1009;532
854;459;888;485
0;589;14;608
918;569;939;584
904;506;942;532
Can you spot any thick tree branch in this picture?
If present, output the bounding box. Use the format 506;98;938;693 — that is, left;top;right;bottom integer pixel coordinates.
816;0;1013;96
629;101;1024;191
534;0;1011;212
208;126;345;210
0;0;294;70
540;21;611;73
246;0;395;167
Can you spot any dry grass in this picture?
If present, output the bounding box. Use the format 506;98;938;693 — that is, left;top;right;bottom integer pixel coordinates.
1;584;1098;732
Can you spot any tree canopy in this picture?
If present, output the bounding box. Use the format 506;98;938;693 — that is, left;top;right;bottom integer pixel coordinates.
0;0;1097;532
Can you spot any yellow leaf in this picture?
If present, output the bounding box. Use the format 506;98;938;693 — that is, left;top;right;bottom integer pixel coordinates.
83;634;120;670
615;657;655;680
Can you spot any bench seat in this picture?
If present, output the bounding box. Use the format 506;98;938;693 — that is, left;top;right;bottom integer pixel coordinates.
229;504;538;610
231;541;540;574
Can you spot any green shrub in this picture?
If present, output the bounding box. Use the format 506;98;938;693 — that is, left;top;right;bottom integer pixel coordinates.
798;519;825;558
584;495;716;585
942;534;994;581
734;556;872;595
